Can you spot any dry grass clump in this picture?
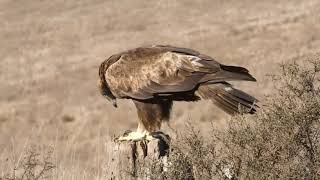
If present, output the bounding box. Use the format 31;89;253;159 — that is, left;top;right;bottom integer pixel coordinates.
1;146;55;180
138;58;320;179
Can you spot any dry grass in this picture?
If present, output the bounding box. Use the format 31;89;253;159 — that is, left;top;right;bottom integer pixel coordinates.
1;146;55;180
1;0;320;179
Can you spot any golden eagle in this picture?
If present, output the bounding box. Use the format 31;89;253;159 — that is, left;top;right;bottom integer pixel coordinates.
98;45;258;141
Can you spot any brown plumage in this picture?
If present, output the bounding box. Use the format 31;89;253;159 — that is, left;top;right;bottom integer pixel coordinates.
98;45;258;136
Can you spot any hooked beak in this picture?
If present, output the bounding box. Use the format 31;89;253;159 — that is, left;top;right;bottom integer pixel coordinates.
111;99;118;108
103;95;117;108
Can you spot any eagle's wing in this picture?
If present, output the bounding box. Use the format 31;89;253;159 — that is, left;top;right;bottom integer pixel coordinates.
105;45;255;100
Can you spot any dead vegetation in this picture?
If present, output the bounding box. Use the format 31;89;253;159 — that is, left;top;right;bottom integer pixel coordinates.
1;146;55;180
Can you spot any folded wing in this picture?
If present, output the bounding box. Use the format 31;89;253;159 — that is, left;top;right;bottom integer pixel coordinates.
105;45;255;100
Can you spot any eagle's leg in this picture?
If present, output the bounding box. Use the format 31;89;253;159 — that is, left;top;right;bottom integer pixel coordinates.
116;99;172;142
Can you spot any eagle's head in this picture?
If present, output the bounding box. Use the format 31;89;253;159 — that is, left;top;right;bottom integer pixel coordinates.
98;79;117;108
98;62;117;108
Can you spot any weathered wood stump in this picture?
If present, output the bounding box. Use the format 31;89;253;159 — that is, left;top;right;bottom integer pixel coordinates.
106;132;170;180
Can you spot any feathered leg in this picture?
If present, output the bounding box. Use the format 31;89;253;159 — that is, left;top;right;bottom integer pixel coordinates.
116;99;172;142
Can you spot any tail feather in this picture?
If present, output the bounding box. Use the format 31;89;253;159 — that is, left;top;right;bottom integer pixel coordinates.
197;83;258;115
212;93;242;114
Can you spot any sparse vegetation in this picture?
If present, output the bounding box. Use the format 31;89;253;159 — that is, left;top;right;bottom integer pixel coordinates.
1;146;55;180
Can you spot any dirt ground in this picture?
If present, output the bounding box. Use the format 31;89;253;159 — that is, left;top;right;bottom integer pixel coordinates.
1;0;319;179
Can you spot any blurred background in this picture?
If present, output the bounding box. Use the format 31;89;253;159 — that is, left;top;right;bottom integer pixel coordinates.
0;0;319;179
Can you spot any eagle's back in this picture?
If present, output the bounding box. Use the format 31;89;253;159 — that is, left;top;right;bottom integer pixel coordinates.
105;46;204;99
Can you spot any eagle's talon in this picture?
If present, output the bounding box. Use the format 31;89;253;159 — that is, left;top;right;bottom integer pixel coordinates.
123;130;133;137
